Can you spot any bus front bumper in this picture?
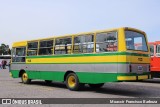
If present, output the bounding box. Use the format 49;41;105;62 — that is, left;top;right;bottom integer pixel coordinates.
117;74;151;81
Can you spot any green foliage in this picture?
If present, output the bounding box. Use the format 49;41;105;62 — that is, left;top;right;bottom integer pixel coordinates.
0;43;11;55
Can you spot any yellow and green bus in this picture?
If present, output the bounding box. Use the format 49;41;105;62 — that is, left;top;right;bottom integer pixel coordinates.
10;27;151;90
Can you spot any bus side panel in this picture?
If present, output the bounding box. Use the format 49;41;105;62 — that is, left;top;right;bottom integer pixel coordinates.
10;70;19;78
39;71;65;82
117;54;128;74
151;57;160;78
76;55;118;84
11;63;119;83
27;71;41;79
151;57;160;72
76;72;118;84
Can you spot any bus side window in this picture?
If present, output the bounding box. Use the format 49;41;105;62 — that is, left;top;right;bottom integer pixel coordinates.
39;40;53;55
54;37;72;55
150;45;154;56
96;32;117;52
27;42;38;56
156;45;160;56
73;34;94;53
12;47;26;62
12;48;16;62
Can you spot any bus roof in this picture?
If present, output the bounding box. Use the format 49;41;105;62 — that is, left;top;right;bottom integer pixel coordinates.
12;41;27;47
149;41;160;45
12;27;146;47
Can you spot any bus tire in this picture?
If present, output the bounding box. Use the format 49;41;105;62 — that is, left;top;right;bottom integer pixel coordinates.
21;72;31;84
45;80;52;84
65;73;83;91
89;83;104;89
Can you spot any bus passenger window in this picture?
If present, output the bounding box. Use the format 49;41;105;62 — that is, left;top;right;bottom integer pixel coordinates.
156;45;160;56
39;40;53;55
55;37;72;54
96;32;117;52
150;45;154;56
73;34;94;53
27;42;38;56
12;47;26;62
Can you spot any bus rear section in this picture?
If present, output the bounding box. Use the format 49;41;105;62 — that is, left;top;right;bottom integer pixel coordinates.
117;28;151;81
149;41;160;78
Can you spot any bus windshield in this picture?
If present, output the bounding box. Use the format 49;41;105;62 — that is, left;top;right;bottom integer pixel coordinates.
125;30;148;52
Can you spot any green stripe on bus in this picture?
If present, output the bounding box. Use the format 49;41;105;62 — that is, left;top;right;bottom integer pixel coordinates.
26;52;149;59
11;70;150;84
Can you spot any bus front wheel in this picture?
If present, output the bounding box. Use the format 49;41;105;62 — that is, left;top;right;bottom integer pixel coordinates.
21;72;31;84
65;73;83;91
88;83;104;89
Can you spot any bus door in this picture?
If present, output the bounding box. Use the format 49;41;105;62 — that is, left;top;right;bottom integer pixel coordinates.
149;44;157;71
12;47;26;63
154;44;160;71
12;47;26;71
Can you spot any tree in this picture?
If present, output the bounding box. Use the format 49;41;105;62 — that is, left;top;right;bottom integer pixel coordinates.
0;43;11;55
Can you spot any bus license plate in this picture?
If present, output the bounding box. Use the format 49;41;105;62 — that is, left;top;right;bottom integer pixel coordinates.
138;66;143;71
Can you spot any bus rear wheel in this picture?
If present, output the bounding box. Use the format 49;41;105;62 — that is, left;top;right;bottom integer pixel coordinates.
21;72;31;84
89;83;104;89
66;73;83;91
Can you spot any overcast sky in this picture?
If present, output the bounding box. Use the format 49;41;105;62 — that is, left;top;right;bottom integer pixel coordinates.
0;0;160;47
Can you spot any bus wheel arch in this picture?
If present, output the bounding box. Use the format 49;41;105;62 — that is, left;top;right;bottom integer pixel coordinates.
19;70;31;84
64;71;84;91
19;69;25;77
64;71;75;82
